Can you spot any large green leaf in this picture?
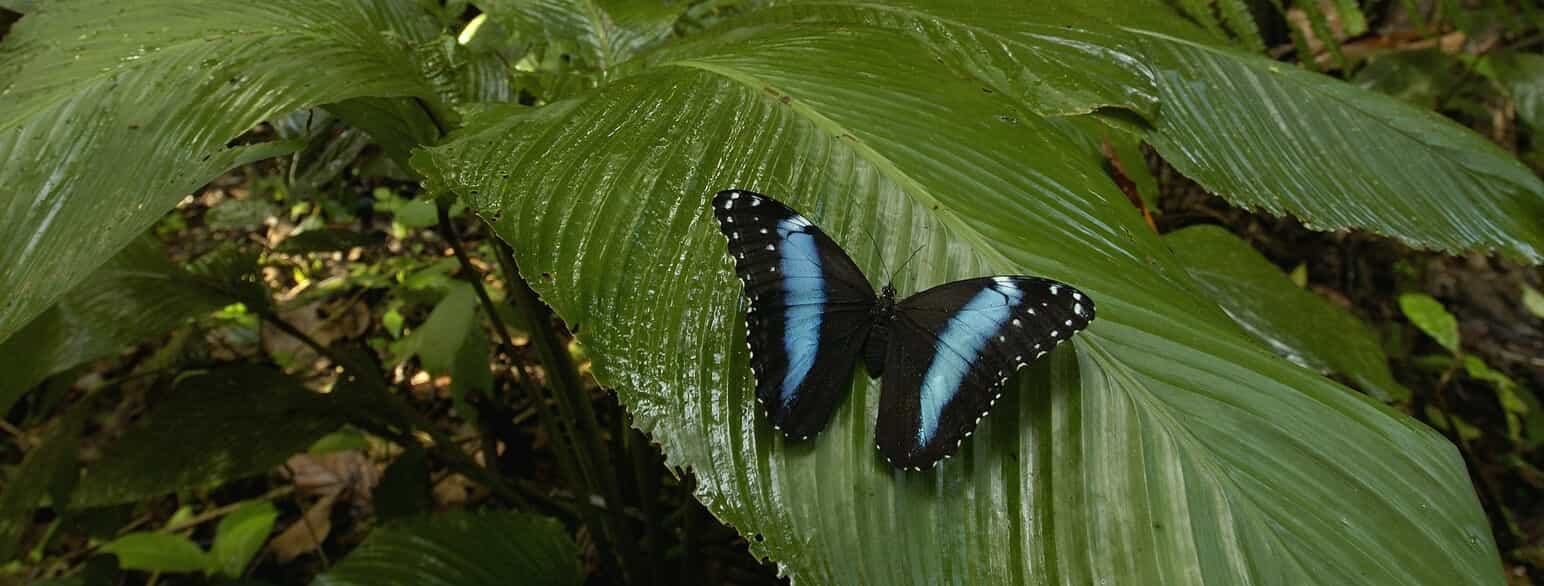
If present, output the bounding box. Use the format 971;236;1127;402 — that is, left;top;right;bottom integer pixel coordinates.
0;238;231;414
734;1;1544;261
734;0;1182;118
311;511;580;586
1134;31;1544;261
1490;50;1544;131
0;0;441;342
416;19;1499;585
477;0;690;72
71;366;350;508
1164;225;1410;403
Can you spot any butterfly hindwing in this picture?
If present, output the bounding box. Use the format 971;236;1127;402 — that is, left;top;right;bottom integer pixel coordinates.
712;190;876;440
875;277;1095;469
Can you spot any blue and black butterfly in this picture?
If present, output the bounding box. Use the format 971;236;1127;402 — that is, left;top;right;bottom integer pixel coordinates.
712;190;1095;470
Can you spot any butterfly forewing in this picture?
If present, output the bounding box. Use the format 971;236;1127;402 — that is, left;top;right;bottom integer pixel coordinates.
875;277;1095;469
712;190;876;440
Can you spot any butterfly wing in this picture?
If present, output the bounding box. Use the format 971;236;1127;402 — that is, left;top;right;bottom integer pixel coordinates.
712;190;876;440
875;276;1095;469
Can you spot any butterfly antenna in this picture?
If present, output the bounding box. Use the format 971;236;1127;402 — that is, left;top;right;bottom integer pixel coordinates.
890;243;927;285
857;224;893;280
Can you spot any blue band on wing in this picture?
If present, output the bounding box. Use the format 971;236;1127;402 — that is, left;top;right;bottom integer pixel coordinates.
777;217;825;408
916;279;1023;445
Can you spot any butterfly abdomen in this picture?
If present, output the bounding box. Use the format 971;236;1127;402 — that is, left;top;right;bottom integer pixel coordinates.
862;321;888;377
862;284;898;377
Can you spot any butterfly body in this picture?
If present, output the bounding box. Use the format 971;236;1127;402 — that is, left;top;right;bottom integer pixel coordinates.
861;285;896;377
712;190;1094;470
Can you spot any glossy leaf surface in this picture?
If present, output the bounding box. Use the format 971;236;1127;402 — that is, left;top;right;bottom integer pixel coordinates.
1166;225;1410;402
0;0;440;341
415;16;1500;585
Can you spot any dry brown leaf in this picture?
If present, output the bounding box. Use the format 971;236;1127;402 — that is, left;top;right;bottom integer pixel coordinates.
282;450;379;510
261;299;370;360
432;473;473;507
268;492;338;563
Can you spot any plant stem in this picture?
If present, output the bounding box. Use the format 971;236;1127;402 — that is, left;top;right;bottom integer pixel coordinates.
437;200;526;486
493;237;641;583
679;474;697;585
630;427;664;586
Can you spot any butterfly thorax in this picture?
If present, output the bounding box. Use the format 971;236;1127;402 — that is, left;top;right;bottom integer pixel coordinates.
863;284;899;378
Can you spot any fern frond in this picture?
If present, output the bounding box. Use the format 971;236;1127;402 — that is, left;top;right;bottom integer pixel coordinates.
1218;0;1266;52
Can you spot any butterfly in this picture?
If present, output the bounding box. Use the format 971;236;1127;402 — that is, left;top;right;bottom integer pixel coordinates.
712;190;1096;470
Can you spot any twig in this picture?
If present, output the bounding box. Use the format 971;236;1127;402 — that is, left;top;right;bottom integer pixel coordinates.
0;419;30;449
157;485;296;535
282;462;332;569
257;310;528;508
258;312;357;372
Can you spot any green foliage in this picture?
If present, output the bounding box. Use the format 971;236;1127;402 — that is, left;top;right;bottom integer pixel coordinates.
71;367;350;508
100;533;208;574
1140;36;1543;261
207;199;280;231
0;0;1538;583
0;408;85;562
1524;284;1544;319
1461;356;1529;443
414;3;1507;582
0;239;233;414
1399;292;1461;353
1490;50;1544;132
0;0;442;341
210;501;280;578
102;500;279;578
1165;225;1410;402
374;447;433;523
311;511;581;586
276;229;386;255
1353;49;1466;109
307;429;374;454
478;0;690;74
